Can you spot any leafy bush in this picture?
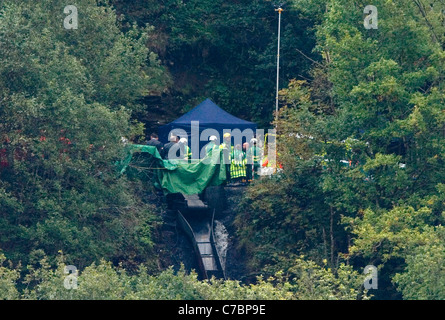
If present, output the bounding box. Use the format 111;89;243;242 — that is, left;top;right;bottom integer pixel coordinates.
0;254;20;300
0;253;368;300
0;0;162;268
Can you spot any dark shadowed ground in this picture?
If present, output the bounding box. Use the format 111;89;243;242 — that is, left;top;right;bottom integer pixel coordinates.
154;186;250;282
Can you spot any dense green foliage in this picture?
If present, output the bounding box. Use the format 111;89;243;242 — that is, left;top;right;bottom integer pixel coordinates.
235;0;445;300
0;0;162;270
1;0;444;300
111;0;317;128
0;253;367;300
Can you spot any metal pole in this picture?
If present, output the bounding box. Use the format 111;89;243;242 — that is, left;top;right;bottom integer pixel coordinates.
272;7;283;173
275;7;283;129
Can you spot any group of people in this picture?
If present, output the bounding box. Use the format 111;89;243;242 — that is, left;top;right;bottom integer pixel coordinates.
145;132;265;183
206;133;263;183
146;133;191;160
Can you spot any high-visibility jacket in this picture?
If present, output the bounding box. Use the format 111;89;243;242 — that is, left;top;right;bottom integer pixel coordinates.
205;142;217;154
230;149;246;178
183;145;192;160
219;143;233;152
247;146;262;166
219;143;232;165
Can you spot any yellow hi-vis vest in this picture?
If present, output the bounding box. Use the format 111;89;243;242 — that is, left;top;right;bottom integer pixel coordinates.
220;143;232;165
230;149;246;178
184;145;192;160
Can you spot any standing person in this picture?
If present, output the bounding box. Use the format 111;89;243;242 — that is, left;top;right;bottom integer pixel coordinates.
243;142;251;182
246;138;262;181
242;142;249;153
163;135;179;160
205;135;218;154
146;133;164;157
220;133;232;182
230;144;246;183
179;137;192;161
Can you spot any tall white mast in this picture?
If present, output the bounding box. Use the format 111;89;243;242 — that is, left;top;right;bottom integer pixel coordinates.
275;7;283;129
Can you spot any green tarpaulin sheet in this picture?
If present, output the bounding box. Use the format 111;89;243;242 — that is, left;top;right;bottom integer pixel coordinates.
116;144;226;195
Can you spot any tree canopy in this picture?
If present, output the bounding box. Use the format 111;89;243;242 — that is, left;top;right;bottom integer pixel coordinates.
1;0;444;300
236;0;445;300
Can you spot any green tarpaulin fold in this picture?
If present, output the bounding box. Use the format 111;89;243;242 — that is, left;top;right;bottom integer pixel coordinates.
116;144;226;195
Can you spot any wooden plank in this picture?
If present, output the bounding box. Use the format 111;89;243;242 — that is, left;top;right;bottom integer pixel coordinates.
177;195;225;279
183;194;207;209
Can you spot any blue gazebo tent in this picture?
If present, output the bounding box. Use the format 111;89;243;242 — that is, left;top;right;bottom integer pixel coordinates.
158;98;257;154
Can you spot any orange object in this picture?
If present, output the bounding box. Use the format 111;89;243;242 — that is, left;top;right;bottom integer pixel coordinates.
262;159;269;167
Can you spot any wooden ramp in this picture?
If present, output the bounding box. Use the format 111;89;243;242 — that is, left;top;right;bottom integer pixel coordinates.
177;193;226;280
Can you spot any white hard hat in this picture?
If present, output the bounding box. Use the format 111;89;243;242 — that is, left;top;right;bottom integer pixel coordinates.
250;138;257;144
209;135;217;141
179;137;188;144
